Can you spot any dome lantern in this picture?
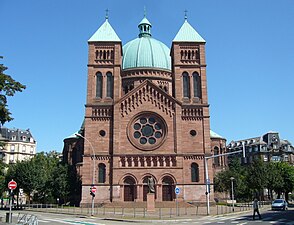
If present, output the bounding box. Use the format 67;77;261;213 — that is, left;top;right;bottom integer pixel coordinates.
138;16;152;38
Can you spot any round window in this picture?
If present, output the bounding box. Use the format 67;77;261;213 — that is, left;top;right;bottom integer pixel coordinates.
99;130;106;137
127;112;167;151
190;130;197;137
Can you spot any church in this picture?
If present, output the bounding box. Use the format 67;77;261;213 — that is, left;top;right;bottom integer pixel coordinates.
63;12;227;205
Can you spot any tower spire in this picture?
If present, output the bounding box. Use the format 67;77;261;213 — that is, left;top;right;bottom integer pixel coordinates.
184;9;188;21
105;9;109;20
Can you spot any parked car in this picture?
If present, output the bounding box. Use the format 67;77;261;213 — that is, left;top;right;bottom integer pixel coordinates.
271;199;288;210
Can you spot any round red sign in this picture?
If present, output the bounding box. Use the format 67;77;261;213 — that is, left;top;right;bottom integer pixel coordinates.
8;180;17;190
91;186;97;193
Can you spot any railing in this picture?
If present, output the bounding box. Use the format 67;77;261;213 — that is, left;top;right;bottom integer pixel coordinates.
19;201;271;219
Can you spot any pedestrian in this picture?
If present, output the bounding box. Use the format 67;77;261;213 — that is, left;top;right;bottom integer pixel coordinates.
253;198;262;220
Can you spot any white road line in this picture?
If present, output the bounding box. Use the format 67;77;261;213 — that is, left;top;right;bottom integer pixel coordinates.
37;220;50;223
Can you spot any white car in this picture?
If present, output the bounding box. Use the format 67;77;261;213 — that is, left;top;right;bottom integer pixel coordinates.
271;199;288;210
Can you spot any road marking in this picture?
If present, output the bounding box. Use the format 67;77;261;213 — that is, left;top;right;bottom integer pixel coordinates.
38;220;50;223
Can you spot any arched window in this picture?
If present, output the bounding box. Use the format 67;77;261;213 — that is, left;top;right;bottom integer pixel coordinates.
98;163;106;183
191;163;199;182
106;72;113;98
214;147;220;166
182;72;190;98
193;72;201;98
96;72;103;98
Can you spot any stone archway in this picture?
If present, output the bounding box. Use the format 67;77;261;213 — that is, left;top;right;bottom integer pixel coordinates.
162;176;175;201
124;176;136;201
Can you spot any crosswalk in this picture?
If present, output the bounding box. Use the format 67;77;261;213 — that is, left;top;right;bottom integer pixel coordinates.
38;218;105;225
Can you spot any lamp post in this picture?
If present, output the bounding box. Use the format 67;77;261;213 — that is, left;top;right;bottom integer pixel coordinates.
230;177;235;212
204;146;245;215
75;133;96;216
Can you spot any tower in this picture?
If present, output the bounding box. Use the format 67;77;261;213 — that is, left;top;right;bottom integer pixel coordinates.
81;15;122;204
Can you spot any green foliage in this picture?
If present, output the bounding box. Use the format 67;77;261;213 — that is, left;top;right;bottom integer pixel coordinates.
214;158;294;202
5;151;80;204
0;56;26;125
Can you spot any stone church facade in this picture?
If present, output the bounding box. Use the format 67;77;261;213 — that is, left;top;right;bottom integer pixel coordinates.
69;13;226;205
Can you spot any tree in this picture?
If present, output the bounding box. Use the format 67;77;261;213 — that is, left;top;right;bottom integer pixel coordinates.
5;151;75;205
246;159;268;200
214;158;251;201
0;56;26;125
265;162;284;200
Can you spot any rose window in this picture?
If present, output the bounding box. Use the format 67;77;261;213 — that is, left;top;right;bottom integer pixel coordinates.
128;113;167;150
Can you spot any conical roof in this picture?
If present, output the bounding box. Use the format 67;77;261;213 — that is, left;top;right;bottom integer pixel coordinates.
88;19;121;42
210;130;225;139
173;19;205;43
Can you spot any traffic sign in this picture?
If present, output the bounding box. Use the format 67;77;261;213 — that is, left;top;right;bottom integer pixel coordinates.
8;180;17;190
175;187;180;195
91;186;97;193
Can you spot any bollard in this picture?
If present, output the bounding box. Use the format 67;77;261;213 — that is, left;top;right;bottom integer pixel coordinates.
159;208;162;219
6;212;12;223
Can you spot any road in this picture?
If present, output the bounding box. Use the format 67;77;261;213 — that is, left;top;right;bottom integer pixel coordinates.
6;206;294;225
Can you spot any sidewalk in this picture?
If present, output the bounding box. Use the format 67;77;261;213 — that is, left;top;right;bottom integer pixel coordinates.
0;203;271;224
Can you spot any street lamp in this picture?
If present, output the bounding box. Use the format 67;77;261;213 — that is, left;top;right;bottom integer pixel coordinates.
75;133;96;216
204;146;245;215
230;177;235;212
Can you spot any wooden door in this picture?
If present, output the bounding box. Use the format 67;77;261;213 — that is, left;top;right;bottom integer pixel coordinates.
124;185;135;201
162;185;173;201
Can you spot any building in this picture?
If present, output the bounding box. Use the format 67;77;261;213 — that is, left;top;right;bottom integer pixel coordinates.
227;131;294;164
64;12;230;205
0;127;36;164
210;130;228;174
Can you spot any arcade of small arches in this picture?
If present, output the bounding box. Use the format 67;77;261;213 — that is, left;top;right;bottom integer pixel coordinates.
121;174;176;202
180;49;200;62
97;162;200;202
95;49;114;61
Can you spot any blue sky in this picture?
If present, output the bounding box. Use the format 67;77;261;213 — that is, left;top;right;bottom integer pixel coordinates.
1;0;293;152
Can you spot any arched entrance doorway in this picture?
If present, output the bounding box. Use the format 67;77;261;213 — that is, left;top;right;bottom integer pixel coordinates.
124;176;136;201
143;176;156;201
162;176;175;201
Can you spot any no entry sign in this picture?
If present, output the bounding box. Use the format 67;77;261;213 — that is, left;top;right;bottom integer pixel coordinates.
91;186;97;193
8;180;17;190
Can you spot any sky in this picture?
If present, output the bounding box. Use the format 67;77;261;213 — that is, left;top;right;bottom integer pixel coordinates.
0;0;293;152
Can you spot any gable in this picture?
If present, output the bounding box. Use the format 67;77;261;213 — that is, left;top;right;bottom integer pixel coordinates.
116;80;181;118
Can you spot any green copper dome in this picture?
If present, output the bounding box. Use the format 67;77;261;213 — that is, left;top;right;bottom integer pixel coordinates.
122;16;171;71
